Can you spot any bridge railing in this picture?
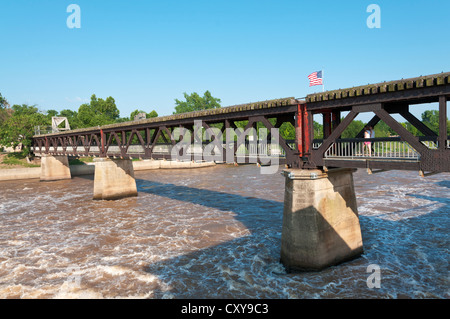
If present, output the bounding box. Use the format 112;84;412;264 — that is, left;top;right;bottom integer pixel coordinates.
34;126;55;135
32;140;297;159
321;136;446;160
324;139;419;160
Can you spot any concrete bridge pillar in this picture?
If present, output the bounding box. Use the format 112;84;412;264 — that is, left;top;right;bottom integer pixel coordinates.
280;168;363;272
40;155;72;182
93;158;137;200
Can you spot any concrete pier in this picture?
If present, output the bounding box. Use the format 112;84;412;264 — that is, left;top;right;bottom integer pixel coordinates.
93;158;137;200
280;168;363;271
40;155;72;182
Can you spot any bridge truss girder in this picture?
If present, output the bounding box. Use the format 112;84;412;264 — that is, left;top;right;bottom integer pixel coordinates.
32;106;300;166
304;83;450;173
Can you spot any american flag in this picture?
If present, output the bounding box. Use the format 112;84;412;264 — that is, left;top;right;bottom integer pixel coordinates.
308;71;323;86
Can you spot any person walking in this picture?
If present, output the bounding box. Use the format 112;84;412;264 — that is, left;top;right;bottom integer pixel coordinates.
369;126;375;155
364;126;372;156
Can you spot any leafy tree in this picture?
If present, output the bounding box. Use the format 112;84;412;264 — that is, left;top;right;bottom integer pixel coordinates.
174;91;221;114
46;109;59;118
313;121;323;139
279;122;296;140
0;93;11;125
401;122;420;136
130;109;159;121
130;109;146;121
422;110;439;134
114;117;131;124
59;109;81;129
0;104;48;156
147;110;158;118
0;93;9;108
341;119;365;139
76;94;120;127
373;120;396;137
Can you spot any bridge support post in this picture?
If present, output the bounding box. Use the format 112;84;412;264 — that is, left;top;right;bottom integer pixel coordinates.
40;155;72;182
93;158;137;200
280;168;363;271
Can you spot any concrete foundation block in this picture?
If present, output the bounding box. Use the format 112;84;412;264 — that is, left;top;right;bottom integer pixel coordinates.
40;155;72;182
93;158;137;200
280;168;363;272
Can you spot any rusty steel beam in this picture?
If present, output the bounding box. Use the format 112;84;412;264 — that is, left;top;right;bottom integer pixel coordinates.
312;110;359;167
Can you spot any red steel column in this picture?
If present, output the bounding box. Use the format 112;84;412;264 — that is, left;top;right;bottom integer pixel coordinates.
323;111;332;139
303;104;311;157
296;104;304;157
296;103;312;159
100;129;105;157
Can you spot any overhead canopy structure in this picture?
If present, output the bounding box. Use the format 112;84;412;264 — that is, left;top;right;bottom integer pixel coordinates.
51;117;70;133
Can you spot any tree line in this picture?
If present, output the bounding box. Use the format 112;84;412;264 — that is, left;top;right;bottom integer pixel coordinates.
0;91;448;157
0;93;159;156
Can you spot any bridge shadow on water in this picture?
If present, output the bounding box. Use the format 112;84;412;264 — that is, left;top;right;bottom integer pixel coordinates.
134;177;288;298
132;177;449;298
135;178;283;232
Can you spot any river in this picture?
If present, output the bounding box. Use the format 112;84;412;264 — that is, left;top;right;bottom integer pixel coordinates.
0;164;448;299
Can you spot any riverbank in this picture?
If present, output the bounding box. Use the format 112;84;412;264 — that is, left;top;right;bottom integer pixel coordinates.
0;153;40;169
0;159;216;182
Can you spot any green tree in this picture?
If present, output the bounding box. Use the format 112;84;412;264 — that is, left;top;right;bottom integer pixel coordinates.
59;109;81;129
130;109;159;121
130;109;146;121
373;120;396;137
313;121;323;139
0;104;48;156
46;109;59;118
341;119;365;139
0;93;10;126
422;110;439;134
174;91;221;114
77;94;120;128
278;122;295;140
0;93;11;125
147;110;158;118
401;122;420;136
0;93;8;108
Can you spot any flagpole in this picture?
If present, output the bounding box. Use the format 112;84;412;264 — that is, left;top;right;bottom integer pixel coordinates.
322;69;325;92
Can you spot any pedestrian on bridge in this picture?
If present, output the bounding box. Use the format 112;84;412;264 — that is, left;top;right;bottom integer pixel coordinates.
364;126;373;156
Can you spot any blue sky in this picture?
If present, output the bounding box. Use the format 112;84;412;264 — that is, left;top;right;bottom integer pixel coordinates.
1;0;449;122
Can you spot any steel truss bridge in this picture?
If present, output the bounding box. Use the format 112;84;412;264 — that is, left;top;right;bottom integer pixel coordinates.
32;72;450;174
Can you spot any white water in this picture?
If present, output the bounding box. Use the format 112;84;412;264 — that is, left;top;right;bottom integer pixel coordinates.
0;165;448;298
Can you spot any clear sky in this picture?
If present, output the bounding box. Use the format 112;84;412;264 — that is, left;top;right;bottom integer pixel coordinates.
1;0;449;122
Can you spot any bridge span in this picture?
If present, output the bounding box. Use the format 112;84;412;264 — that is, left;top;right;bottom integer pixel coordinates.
31;72;450;272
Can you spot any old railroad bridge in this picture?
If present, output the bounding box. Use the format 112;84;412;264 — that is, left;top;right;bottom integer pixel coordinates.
31;72;449;271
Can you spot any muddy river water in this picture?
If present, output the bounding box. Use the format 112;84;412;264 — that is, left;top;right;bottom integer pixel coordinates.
0;164;448;298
